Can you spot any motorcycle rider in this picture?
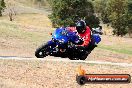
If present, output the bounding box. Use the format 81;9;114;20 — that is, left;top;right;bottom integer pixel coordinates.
66;20;92;52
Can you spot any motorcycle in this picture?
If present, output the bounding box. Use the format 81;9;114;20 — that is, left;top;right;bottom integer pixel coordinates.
35;27;102;60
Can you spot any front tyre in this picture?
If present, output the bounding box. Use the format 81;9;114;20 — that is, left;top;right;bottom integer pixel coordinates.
35;44;48;58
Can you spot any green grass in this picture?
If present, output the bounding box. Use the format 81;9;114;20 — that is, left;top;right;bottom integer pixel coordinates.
98;44;132;55
0;21;50;44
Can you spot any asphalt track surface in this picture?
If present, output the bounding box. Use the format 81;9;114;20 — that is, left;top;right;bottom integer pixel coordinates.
0;56;132;67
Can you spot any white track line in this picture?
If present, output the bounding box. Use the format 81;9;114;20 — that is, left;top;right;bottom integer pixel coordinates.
0;56;132;67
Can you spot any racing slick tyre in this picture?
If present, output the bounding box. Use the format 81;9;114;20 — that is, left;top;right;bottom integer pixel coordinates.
68;57;80;60
68;53;88;60
68;49;88;60
35;43;48;58
79;52;89;60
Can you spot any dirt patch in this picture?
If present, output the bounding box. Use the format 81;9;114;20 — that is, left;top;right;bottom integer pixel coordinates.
0;59;131;88
0;36;35;57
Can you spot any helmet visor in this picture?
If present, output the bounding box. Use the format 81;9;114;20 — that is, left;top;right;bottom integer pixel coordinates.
76;26;84;33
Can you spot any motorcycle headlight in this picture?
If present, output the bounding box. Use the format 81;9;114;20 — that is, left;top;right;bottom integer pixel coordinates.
59;39;65;43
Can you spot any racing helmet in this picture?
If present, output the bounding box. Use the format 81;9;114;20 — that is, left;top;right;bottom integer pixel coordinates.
76;20;86;33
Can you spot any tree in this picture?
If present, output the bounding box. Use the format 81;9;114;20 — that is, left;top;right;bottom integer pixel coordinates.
6;0;17;21
127;0;132;37
106;0;130;36
48;0;100;28
0;0;6;16
93;0;132;36
92;0;110;24
93;0;131;36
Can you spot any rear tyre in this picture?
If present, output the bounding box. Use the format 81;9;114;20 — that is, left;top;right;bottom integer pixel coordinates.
68;49;88;60
79;52;88;60
35;44;48;58
68;57;80;60
68;52;88;60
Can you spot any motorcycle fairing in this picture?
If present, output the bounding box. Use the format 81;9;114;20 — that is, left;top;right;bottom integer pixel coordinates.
92;34;101;44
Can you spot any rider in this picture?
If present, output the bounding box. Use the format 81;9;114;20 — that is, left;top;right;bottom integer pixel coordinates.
66;20;92;51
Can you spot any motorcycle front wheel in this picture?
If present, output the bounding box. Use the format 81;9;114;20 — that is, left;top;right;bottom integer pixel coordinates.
35;43;48;58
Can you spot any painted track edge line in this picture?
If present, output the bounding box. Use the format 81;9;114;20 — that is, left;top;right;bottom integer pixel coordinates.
0;57;132;67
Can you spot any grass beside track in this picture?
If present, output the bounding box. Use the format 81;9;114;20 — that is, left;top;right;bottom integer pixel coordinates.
98;45;132;55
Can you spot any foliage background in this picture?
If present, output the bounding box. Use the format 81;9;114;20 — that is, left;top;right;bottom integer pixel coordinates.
47;0;100;28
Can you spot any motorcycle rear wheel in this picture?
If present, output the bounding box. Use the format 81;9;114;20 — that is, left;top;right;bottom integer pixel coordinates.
68;51;89;60
68;57;80;60
79;53;88;60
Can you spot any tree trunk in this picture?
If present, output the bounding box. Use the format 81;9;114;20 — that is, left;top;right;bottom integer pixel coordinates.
9;12;13;21
0;10;2;16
